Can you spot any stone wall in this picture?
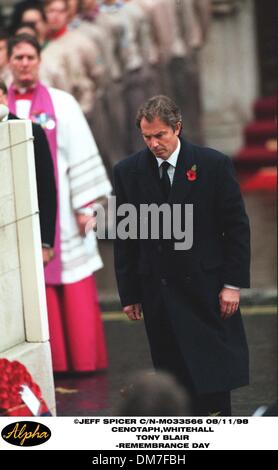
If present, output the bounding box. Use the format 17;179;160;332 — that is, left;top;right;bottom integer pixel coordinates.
0;119;56;415
200;0;259;154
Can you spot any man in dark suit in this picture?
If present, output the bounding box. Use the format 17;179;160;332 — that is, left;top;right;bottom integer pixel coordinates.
0;79;56;264
113;95;250;416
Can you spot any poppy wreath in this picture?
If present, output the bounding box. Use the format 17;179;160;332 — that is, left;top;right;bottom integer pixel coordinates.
0;358;50;416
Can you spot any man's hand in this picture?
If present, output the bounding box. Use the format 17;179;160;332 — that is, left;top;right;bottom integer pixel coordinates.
219;287;240;319
42;247;54;265
123;304;142;321
75;213;94;236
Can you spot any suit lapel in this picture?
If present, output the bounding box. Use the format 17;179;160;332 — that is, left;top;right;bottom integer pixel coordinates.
168;138;197;205
136;148;164;204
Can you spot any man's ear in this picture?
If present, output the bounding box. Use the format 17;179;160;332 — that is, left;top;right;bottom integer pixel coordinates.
175;121;182;135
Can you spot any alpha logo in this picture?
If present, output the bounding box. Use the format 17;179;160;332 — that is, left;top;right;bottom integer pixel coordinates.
1;421;51;447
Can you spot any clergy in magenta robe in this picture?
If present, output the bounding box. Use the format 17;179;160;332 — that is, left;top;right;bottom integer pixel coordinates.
8;81;112;372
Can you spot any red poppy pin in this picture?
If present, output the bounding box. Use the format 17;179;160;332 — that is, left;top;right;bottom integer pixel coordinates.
186;164;197;181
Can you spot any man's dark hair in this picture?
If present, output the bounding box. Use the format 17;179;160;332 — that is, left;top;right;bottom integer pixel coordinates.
136;95;182;132
0;80;8;95
10;1;46;34
117;370;192;416
14;22;38;36
8;33;41;58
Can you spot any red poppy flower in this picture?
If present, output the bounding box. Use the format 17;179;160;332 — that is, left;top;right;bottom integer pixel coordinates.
186;164;197;181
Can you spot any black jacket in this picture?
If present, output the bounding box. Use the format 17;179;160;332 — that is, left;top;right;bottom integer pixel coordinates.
114;138;250;305
9;113;57;247
113;138;251;394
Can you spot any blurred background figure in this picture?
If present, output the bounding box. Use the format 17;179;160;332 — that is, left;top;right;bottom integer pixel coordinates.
7;33;112;374
66;0;116;177
160;0;211;145
0;78;57;266
117;0;152;154
14;21;38;36
0;28;11;85
40;0;104;118
117;369;192;416
10;0;48;47
98;0;130;165
67;0;80;27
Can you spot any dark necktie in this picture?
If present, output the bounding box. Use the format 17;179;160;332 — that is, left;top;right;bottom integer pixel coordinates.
160;161;171;200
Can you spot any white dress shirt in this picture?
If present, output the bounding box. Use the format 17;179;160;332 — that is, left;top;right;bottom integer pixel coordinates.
156;138;180;185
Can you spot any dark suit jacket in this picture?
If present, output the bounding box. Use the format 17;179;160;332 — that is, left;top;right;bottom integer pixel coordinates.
113;138;250;394
9;113;57;247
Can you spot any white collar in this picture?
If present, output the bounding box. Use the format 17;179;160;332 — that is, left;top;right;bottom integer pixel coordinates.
156;138;181;168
